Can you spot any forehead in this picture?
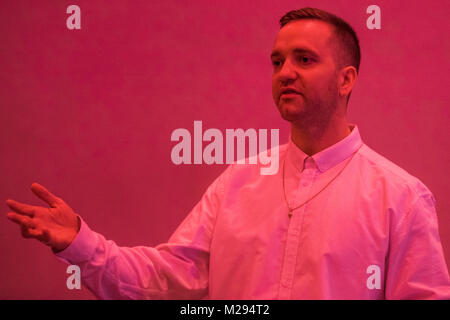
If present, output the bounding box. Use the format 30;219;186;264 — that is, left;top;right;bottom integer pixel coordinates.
272;19;335;56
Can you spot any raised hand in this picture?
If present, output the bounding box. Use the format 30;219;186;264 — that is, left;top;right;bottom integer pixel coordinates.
6;183;80;252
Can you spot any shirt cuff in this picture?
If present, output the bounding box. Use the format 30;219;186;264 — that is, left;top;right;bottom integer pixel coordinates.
53;216;98;264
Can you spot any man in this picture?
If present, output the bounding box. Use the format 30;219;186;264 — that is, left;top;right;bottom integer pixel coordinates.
6;8;450;299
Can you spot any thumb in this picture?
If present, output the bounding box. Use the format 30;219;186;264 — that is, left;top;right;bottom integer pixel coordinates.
30;182;61;207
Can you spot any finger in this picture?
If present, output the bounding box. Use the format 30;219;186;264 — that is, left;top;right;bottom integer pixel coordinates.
21;225;36;238
6;211;36;228
27;228;51;245
40;229;51;244
20;225;51;244
6;199;36;217
6;212;24;225
7;212;36;228
31;183;60;208
27;228;43;238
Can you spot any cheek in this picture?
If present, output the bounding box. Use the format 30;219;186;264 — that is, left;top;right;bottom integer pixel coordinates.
309;74;335;92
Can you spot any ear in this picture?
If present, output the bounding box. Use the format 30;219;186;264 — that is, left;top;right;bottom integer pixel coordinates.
338;66;357;98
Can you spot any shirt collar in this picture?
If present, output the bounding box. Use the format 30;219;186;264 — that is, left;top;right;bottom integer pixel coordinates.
287;124;363;173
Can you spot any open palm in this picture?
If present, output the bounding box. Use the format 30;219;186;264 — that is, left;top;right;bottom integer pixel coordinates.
6;183;80;252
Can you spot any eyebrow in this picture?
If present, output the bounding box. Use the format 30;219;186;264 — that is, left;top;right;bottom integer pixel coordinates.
270;48;320;59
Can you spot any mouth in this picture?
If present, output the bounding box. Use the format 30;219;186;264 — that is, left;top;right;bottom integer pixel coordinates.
280;89;302;99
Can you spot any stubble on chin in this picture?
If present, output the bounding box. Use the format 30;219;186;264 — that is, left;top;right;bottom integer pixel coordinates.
277;94;307;122
282;87;339;140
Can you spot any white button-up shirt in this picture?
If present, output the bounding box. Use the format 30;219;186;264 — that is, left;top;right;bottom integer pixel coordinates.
56;124;450;299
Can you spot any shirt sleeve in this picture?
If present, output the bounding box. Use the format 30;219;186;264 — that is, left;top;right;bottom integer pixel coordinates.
54;166;231;300
385;192;450;299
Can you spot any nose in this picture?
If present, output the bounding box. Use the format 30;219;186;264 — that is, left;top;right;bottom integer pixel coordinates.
278;58;298;84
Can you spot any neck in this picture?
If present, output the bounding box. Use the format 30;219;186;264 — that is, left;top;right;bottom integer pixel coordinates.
290;113;351;156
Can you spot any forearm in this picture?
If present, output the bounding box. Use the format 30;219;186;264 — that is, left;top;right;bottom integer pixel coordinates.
54;217;210;299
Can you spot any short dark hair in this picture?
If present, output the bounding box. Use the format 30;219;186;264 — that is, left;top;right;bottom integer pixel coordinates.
280;8;361;74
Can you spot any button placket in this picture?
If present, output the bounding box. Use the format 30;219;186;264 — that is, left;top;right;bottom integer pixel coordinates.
278;205;304;299
279;159;318;299
295;164;317;204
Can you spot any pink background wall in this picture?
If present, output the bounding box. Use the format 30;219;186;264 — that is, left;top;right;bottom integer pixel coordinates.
1;0;448;299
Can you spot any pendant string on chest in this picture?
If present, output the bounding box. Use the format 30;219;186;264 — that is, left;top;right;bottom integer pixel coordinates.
282;144;363;219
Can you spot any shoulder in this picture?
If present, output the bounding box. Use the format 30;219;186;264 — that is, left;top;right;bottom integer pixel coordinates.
228;142;288;176
356;144;435;205
212;142;288;190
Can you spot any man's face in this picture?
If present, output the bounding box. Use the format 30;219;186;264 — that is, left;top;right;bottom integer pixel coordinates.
271;19;340;125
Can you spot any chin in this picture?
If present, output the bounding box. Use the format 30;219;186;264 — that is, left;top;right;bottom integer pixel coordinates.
277;102;305;122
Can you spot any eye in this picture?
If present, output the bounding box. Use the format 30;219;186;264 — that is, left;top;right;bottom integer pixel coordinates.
299;56;313;65
272;60;282;67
